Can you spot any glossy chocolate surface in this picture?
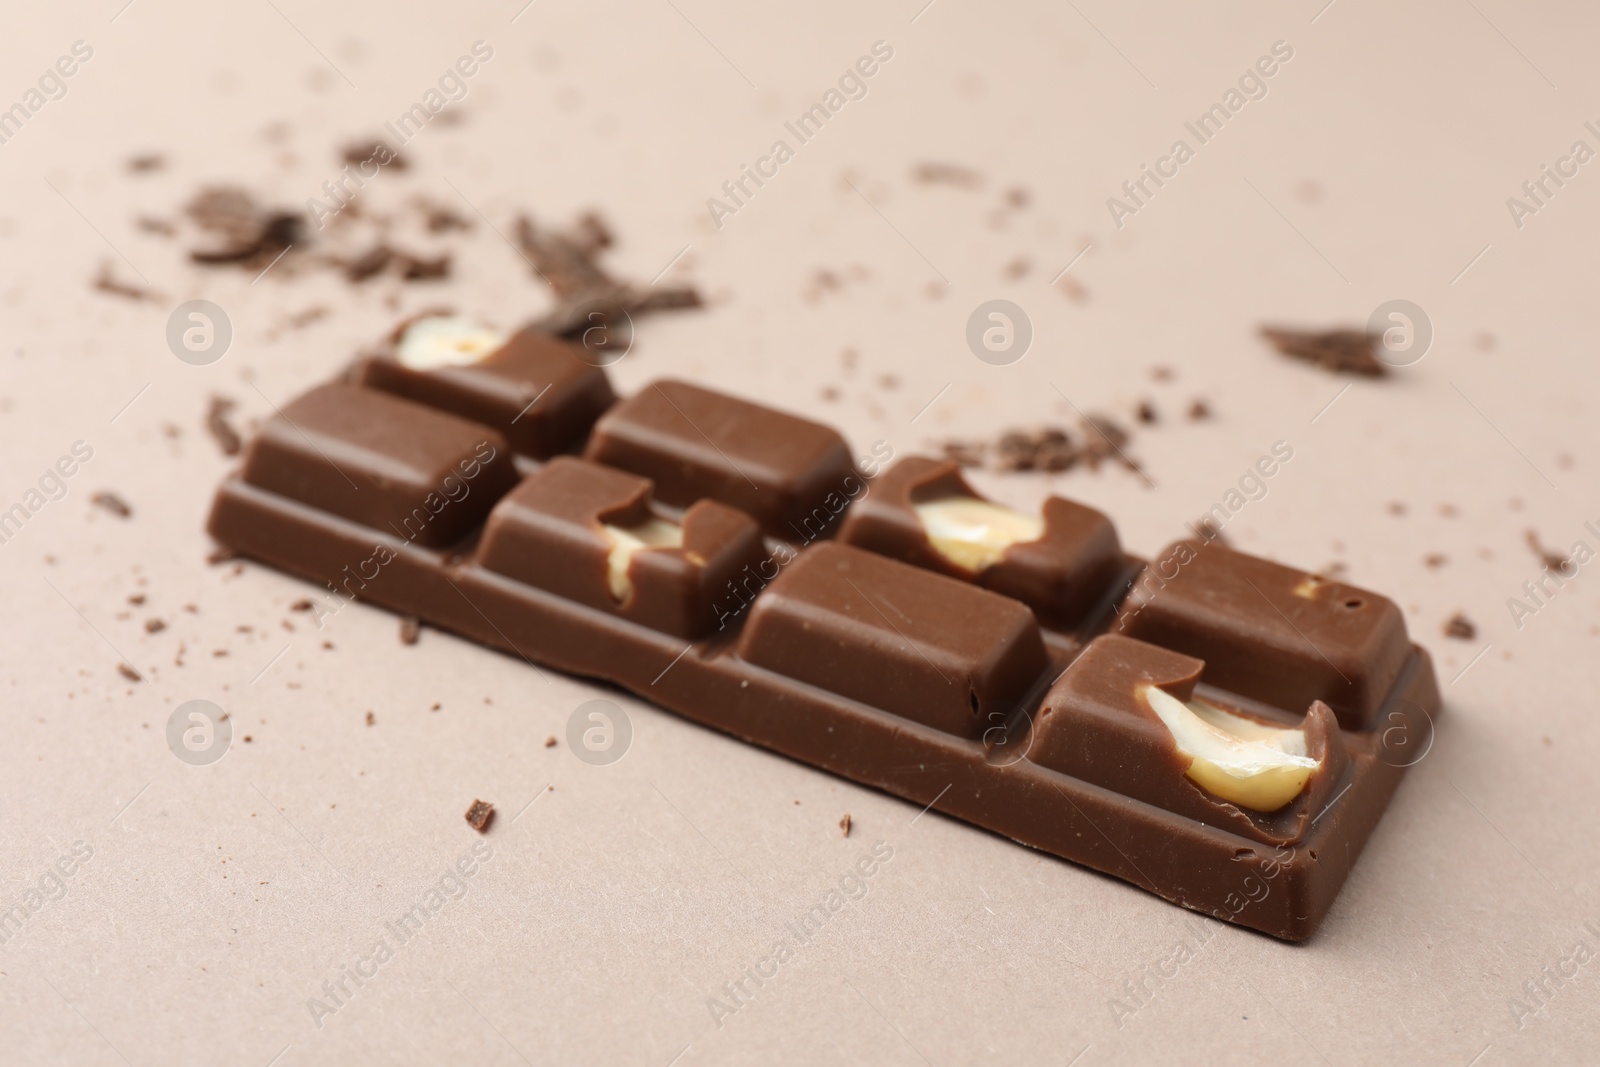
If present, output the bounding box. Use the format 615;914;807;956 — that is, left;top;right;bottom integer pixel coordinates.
208;366;1440;940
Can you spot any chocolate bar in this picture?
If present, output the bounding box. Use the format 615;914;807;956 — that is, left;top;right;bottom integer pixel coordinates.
207;316;1440;940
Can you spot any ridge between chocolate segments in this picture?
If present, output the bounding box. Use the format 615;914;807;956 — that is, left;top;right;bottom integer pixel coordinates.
208;345;1441;941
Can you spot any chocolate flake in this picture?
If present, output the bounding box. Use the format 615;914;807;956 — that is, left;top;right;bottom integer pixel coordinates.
365;711;376;726
117;662;142;682
91;491;132;518
206;395;243;456
513;212;702;337
1260;326;1386;377
186;186;302;267
1444;613;1476;640
464;799;495;833
544;736;558;748
839;813;852;837
399;616;421;645
145;618;166;634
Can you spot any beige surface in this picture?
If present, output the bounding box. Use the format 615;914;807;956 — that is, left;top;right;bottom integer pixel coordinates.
2;1;1598;1063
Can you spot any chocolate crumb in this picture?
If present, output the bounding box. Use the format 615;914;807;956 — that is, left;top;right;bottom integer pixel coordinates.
938;439;986;469
1387;502;1406;517
912;162;982;188
1151;366;1174;382
1187;398;1212;421
1424;553;1448;569
399;616;421;645
117;662;142;682
396;251;451;281
1444;613;1476;640
136;215;176;236
127;153;165;173
290;598;314;612
129;593;146;606
144;618;166;634
1260;326;1385;377
839;814;852;837
243;735;252;743
206;547;237;565
464;799;495;833
365;711;375;726
93;262;158;302
341;139;406;170
544;736;558;748
1525;530;1570;573
345;244;393;282
1136;400;1158;424
206;395;243;456
430;702;441;712
92;491;132;518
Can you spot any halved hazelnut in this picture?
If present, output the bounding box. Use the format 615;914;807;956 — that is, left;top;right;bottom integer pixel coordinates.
1141;684;1320;812
600;517;684;601
913;497;1044;573
396;315;507;371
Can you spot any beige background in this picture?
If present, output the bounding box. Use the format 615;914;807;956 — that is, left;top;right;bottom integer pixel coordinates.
2;0;1597;1063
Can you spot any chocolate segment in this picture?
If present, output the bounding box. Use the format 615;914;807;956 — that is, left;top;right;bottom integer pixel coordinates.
839;455;1126;627
1117;541;1409;730
354;322;617;458
235;383;517;546
584;379;858;539
736;542;1050;740
476;457;765;638
1028;634;1349;844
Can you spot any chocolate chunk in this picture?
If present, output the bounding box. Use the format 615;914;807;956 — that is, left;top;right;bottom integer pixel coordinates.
839;814;852;837
1443;613;1476;640
585;380;858;539
464;799;494;832
1260;326;1385;377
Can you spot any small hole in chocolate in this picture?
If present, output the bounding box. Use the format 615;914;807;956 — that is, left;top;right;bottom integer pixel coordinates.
969;690;981;716
1343;599;1363;610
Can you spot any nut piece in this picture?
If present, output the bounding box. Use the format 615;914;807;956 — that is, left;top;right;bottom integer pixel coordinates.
599;516;684;601
1141;684;1320;812
913;497;1045;573
396;315;507;371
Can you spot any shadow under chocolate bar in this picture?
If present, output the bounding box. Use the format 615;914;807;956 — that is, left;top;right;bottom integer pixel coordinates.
208;318;1441;941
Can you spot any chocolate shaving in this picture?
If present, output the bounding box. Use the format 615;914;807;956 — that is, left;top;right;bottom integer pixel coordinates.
513;212;702;337
1443;613;1476;640
839;813;852;837
1260;326;1385;377
117;662;143;682
91;491;132;518
206;395;243;456
186;186;302;267
464;799;495;833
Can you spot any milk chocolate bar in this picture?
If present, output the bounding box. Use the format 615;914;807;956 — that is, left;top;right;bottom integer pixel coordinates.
207;323;1440;940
